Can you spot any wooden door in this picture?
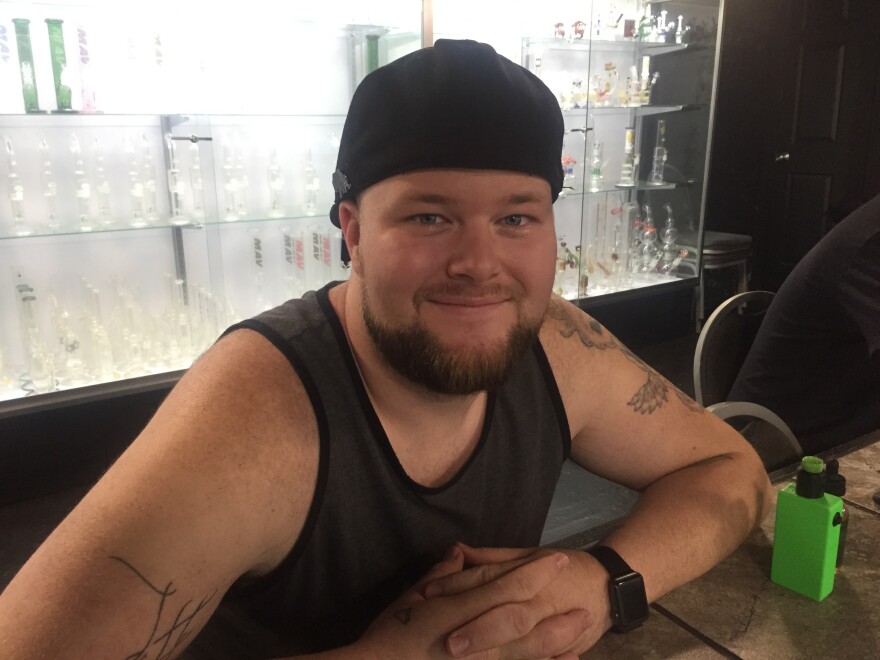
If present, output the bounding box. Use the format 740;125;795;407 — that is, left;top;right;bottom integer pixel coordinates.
767;0;879;288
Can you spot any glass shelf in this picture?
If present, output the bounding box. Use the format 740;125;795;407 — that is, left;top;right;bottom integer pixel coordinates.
0;112;347;122
524;38;689;57
562;104;702;116
0;213;331;240
558;180;678;197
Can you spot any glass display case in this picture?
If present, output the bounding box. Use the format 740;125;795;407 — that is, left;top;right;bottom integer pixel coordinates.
0;0;422;407
0;0;722;409
434;0;722;302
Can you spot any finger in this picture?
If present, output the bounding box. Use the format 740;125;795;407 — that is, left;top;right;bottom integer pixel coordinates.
424;554;536;599
504;610;591;660
451;608;590;659
551;653;580;660
416;544;465;587
439;553;570;654
385;545;466;616
458;544;536;566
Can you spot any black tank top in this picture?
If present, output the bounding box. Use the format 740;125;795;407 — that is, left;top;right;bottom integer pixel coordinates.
216;282;570;654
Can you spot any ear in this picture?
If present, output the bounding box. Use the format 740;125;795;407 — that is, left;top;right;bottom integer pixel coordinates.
338;199;363;275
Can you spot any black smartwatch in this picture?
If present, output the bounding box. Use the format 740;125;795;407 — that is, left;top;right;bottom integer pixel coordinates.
586;545;649;633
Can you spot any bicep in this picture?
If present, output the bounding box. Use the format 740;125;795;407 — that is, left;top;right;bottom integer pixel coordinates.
541;299;756;490
0;330;317;658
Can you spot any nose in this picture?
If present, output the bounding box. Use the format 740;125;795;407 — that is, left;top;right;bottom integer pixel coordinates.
446;223;502;282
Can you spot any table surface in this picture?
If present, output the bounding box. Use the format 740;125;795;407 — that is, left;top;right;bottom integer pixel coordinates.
585;440;880;659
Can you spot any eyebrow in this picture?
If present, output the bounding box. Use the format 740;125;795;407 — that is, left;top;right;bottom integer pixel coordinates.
401;192;546;205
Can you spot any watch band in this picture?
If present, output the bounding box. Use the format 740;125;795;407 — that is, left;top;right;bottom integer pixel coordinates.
587;545;649;633
587;545;634;578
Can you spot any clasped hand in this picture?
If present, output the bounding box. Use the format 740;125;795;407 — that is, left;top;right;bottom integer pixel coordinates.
357;544;606;659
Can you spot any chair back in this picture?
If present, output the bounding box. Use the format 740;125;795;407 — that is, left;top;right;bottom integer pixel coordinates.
693;290;775;407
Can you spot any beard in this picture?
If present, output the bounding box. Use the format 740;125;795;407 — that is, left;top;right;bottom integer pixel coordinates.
361;279;544;395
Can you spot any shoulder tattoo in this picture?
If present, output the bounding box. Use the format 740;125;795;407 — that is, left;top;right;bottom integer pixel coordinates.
547;298;704;416
110;555;217;659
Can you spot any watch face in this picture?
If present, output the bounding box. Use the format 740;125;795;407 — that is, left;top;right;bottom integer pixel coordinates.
611;572;649;631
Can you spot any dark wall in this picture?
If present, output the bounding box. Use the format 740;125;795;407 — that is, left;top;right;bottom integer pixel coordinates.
0;382;173;506
866;3;880;200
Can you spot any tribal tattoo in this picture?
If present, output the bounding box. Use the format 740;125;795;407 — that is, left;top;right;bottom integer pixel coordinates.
111;556;217;660
548;298;705;415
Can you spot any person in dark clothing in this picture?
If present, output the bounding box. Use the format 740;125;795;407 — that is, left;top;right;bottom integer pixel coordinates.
0;40;770;659
729;193;880;455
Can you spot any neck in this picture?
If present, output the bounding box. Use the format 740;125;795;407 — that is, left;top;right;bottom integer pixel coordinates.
329;280;488;486
329;281;486;421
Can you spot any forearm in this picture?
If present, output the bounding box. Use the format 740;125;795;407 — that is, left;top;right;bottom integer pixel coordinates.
595;450;771;602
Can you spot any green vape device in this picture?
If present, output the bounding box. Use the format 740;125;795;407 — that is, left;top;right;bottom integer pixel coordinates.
771;456;843;601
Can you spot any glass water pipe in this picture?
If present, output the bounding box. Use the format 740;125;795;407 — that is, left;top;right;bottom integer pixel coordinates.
5;136;29;235
40;138;60;231
165;134;187;225
649;119;667;186
125;136;146;227
70;134;93;231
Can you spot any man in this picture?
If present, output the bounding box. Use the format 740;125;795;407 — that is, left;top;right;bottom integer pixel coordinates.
729;192;880;455
0;40;770;658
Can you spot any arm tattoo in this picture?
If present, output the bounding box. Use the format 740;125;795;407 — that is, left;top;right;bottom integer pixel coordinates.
546;299;617;351
110;556;217;660
548;298;705;415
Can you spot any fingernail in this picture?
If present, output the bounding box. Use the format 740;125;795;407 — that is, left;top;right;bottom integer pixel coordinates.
556;553;570;569
448;633;470;656
445;545;461;561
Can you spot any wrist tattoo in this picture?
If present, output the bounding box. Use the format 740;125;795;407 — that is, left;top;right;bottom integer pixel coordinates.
110;556;217;660
548;298;704;415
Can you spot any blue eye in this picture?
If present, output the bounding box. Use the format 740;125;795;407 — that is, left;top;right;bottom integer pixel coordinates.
414;214;441;225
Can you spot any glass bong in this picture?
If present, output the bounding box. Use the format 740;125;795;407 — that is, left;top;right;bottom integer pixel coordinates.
40;138;60;231
70;134;92;231
267;148;285;218
658;203;688;275
649;119;667;186
165;134;187;225
141;133;160;223
303;149;319;216
221;134;241;221
93;138;112;227
588;142;604;191
617;128;637;187
5;136;30;236
639;204;660;273
125;136;146;227
189;141;205;221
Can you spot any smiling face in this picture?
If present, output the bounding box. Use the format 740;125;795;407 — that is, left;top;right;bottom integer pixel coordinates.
338;169;558;394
